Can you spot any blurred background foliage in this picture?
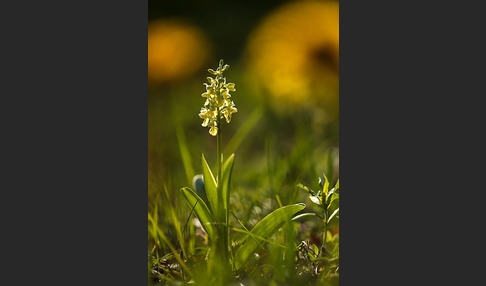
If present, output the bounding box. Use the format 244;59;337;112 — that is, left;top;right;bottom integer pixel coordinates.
148;0;339;284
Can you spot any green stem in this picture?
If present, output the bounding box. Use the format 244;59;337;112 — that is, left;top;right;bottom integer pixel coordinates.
216;112;229;275
216;112;224;230
217;114;222;186
322;209;328;257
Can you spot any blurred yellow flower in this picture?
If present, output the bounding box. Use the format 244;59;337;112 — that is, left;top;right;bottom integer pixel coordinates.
199;60;238;136
245;0;339;109
148;19;210;85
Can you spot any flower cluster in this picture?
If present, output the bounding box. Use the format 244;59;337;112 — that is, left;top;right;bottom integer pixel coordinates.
199;59;237;136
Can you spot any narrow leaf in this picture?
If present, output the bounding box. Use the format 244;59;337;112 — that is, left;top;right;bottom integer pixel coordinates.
326;187;335;201
180;187;215;240
328;208;339;223
322;173;329;200
201;154;218;217
292;212;317;221
234;203;305;270
222;154;235;213
297;183;310;193
328;192;339;208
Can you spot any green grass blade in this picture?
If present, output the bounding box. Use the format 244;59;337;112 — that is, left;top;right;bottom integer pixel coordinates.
148;211;192;276
234;203;306;270
147;212;159;247
180;187;215;240
163;185;187;258
201;154;220;220
155;226;192;275
176;125;195;185
224;107;263;155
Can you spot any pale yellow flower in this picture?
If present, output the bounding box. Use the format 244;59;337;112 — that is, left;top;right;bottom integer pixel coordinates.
199;60;237;136
221;100;238;123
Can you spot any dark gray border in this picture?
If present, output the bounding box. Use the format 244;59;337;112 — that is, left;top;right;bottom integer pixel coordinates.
1;0;147;284
341;0;485;285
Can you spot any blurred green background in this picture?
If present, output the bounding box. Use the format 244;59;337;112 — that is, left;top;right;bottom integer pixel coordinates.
148;0;339;283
